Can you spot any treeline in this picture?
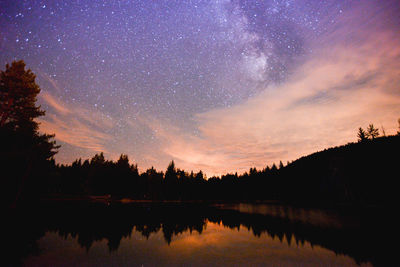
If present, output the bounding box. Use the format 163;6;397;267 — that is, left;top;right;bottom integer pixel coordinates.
48;134;399;204
53;156;212;200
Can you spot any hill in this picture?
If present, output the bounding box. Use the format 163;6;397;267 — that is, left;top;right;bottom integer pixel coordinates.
275;135;400;204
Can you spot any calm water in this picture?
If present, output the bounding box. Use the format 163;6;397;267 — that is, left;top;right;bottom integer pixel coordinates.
5;202;398;266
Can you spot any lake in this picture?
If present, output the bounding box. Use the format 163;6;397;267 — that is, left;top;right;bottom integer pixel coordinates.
5;202;397;266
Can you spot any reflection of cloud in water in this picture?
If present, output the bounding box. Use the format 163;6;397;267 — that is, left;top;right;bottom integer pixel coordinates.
167;222;366;267
27;222;367;267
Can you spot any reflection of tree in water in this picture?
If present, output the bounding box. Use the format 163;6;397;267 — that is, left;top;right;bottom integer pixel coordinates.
44;203;209;249
4;213;46;266
5;203;400;267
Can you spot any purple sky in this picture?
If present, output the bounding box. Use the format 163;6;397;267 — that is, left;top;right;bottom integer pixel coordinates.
1;0;399;175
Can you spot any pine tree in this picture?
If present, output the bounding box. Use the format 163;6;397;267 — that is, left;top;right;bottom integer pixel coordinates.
0;60;58;159
271;163;278;172
279;161;284;169
366;124;379;140
90;152;106;165
357;127;367;142
1;60;58;205
117;154;130;168
1;60;45;131
164;160;178;199
165;160;176;179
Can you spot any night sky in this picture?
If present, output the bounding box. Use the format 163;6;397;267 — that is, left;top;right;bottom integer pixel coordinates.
1;0;400;175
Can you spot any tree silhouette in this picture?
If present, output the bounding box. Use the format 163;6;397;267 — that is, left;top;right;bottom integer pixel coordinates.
366;124;379;140
195;170;204;181
164;160;178;199
271;163;278;172
117;154;130;168
279;161;284;169
90;152;106;165
1;60;44;130
0;60;58;205
0;60;58;158
165;160;177;182
357;127;368;142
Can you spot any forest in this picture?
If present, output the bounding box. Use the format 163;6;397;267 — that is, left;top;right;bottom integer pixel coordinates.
40;135;400;204
1;60;399;206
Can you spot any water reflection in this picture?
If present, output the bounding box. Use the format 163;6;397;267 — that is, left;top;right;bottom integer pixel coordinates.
5;202;398;266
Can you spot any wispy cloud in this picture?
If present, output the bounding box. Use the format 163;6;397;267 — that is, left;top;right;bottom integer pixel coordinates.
38;79;114;156
41;92;70;115
40;113;112;152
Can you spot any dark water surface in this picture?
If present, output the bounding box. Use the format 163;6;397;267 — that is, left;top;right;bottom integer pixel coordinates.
5;202;398;266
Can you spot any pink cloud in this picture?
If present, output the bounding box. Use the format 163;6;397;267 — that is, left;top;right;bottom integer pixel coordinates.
38;90;114;157
40;92;70;115
40;113;112;153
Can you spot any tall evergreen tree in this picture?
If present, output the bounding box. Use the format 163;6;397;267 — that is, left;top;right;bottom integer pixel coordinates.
117;154;130;168
1;60;44;130
0;60;58;205
164;160;178;199
0;60;58;158
165;160;177;180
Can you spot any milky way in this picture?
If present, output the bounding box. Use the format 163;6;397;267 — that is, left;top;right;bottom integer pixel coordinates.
1;0;400;175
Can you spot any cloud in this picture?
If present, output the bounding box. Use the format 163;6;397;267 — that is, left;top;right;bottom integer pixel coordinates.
38;87;114;156
41;91;70;115
40;113;112;152
151;3;400;176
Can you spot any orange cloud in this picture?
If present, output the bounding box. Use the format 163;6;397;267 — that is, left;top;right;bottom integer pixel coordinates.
40;114;112;152
38;90;114;156
41;92;70;115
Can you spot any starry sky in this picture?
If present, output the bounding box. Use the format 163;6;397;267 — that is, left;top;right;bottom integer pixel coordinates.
1;0;400;175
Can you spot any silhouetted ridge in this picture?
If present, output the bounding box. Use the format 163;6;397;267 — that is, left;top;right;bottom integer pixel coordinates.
36;135;398;205
278;135;399;204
